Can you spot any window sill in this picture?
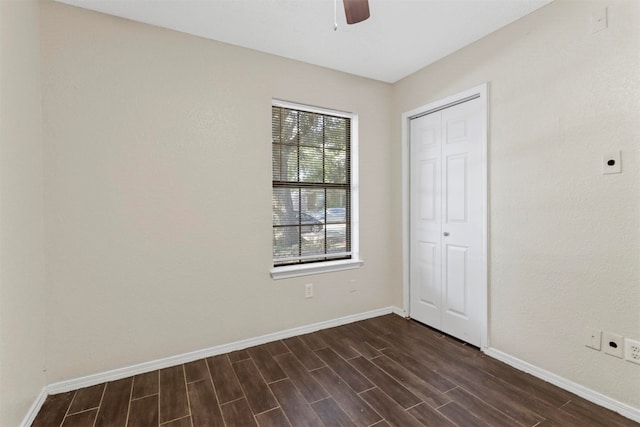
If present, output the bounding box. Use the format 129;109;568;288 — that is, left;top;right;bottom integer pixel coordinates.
271;259;364;280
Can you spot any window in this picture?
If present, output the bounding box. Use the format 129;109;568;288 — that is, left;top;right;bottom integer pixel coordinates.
271;100;361;279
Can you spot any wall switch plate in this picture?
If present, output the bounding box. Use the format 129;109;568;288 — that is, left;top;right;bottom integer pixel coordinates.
602;331;624;358
585;327;602;350
603;150;621;174
624;338;640;365
304;283;313;298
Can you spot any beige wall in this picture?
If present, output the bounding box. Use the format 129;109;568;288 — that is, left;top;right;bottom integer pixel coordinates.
0;1;47;425
40;1;394;384
392;0;640;410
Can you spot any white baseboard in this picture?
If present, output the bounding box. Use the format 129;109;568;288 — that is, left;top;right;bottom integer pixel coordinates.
484;347;640;424
20;387;47;427
44;306;401;396
31;309;637;426
391;306;408;317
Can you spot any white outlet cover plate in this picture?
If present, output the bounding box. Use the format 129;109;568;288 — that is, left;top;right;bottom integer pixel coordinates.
585;327;602;350
603;150;621;174
624;338;640;365
603;331;624;358
304;283;313;298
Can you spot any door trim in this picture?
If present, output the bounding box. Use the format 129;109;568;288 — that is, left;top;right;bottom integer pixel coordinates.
401;83;489;350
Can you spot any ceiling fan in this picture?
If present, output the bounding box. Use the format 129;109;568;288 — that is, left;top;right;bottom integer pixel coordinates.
343;0;370;24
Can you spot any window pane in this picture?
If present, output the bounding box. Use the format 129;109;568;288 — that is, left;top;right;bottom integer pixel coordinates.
271;143;298;183
272;144;281;181
272;107;281;144
326;208;347;224
273;188;298;225
327;224;347;253
283;145;299;182
326;189;347;214
299;146;323;183
279;109;298;143
301;234;324;257
301;188;324;218
325;116;348;149
325;148;347;184
299;112;323;147
273;226;299;260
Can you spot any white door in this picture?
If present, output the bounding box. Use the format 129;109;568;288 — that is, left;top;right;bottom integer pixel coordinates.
409;97;484;347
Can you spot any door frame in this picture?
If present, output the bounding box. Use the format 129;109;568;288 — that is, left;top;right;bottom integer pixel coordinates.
401;83;489;350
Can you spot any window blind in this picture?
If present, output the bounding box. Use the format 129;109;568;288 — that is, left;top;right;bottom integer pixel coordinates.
272;105;351;266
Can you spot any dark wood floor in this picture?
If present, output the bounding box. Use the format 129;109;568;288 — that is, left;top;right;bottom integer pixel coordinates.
33;314;638;427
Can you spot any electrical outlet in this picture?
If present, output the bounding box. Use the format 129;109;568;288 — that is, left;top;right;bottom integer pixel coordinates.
624;338;640;365
585;327;602;350
602;331;624;358
602;150;621;174
305;283;313;298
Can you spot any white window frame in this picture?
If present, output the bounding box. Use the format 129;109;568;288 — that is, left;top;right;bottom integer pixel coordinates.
270;99;363;280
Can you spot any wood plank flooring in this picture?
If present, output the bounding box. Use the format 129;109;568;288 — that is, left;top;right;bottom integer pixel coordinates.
32;314;639;427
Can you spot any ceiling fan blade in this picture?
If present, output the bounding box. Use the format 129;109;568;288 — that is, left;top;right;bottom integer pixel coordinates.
343;0;370;24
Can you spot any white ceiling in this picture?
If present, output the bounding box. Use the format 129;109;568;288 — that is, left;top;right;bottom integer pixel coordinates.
55;0;553;83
